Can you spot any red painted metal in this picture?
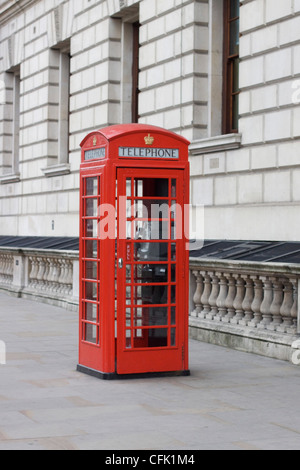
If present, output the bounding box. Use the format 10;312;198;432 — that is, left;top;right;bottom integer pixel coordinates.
78;124;190;378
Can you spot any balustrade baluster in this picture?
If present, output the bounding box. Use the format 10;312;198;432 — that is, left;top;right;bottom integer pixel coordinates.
29;257;39;289
240;275;254;326
278;279;294;333
191;270;203;318
66;260;73;295
249;276;263;327
58;259;66;294
291;279;298;333
42;259;50;291
222;273;236;323
206;272;220;320
215;272;228;321
267;277;283;331
258;276;273;329
36;257;46;288
200;271;212;319
231;274;245;325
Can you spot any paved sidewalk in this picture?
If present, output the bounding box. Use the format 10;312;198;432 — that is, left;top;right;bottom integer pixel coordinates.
0;292;300;450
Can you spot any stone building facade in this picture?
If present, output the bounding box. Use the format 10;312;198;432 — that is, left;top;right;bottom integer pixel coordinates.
1;0;300;364
0;0;299;243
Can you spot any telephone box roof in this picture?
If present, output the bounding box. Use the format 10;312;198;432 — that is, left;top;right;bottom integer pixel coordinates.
80;124;190;147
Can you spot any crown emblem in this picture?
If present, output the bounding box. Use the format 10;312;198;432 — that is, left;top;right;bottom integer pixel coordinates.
144;134;154;146
93;136;97;146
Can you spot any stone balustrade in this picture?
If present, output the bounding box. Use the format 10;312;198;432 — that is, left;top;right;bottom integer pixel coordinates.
1;245;300;363
0;247;79;310
189;257;300;363
0;252;14;286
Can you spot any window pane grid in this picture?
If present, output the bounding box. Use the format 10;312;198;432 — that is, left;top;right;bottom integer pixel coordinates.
123;176;178;350
80;176;101;347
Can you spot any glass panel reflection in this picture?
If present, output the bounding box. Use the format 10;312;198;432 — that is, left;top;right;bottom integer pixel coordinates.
85;302;97;321
134;242;169;261
85;323;97;344
86;177;98;196
134;264;168;283
86;198;98;217
133;178;169;197
133;307;168;326
85;219;98;238
85;240;97;259
140;284;168;305
85;261;97;280
229;19;239;56
85;282;97;301
148;328;168;348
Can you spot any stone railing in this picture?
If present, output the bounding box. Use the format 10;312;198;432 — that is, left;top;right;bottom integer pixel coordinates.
189;257;300;364
0;247;79;310
0;252;14;287
2;245;300;363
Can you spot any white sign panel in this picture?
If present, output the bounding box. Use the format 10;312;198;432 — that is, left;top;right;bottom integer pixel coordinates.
119;147;179;159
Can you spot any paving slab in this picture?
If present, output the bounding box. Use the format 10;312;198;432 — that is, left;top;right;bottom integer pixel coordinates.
0;292;300;450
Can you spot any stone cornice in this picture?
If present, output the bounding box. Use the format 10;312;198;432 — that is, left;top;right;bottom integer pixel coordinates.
0;0;38;25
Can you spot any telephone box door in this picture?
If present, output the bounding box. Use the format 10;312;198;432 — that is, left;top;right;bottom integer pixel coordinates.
116;168;188;375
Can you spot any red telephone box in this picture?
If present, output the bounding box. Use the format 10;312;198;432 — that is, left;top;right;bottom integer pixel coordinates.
77;124;190;379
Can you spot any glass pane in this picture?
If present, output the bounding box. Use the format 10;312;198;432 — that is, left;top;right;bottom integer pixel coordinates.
171;328;176;346
229;19;239;56
135;200;170;219
86;198;98;217
139;284;169;305
133;307;168;327
85;323;97;344
171;307;176;325
86;177;98;196
85;282;97;301
126;286;131;305
126;265;131;283
171;179;176;197
126;330;131;349
126;178;132;197
133;264;168;284
230;0;239;19
85;261;97;280
171;264;176;282
133;221;169;240
134;178;169;197
85;240;97;259
170;202;177;219
134;179;144;197
171;243;176;261
171;285;176;304
134;242;169;261
148;328;168;348
85;219;98;238
126;308;131;327
85;303;97;322
232;57;239;93
232;94;239;131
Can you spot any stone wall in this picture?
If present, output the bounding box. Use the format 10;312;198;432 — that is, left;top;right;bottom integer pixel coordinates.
0;0;300;241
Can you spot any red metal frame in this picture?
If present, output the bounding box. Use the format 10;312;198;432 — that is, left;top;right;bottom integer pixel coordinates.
78;124;190;378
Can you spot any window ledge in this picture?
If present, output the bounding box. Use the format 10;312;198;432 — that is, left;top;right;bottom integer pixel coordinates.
189;133;242;156
0;173;20;184
42;163;71;178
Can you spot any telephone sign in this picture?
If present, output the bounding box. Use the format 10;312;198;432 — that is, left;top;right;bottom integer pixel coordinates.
118;147;179;159
77;124;190;379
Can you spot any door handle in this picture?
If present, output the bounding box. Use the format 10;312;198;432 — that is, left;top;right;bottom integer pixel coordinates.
118;258;124;269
